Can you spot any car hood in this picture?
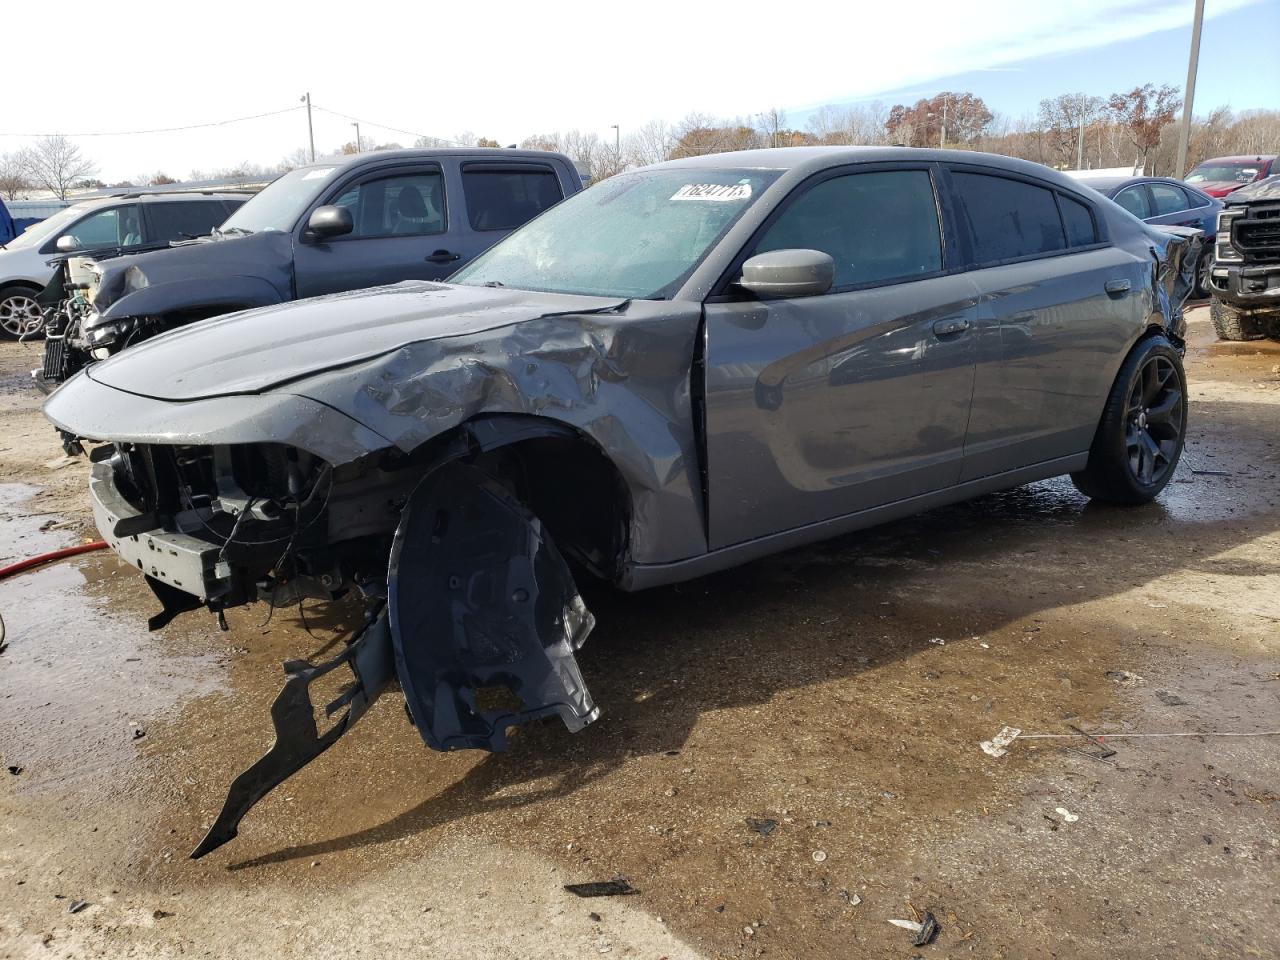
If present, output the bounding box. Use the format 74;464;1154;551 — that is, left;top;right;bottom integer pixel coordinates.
86;281;626;401
1222;175;1280;206
1190;180;1247;198
92;231;292;313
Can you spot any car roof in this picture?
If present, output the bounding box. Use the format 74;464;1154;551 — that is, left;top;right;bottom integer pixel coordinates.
290;147;572;174
69;191;249;209
1193;155;1278;164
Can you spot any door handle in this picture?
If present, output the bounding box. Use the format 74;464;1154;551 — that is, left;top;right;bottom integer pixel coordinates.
1105;278;1131;298
426;249;461;264
931;316;971;337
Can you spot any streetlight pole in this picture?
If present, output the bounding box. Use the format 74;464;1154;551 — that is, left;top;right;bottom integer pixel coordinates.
610;124;620;171
300;92;315;162
1175;0;1205;179
351;122;362;154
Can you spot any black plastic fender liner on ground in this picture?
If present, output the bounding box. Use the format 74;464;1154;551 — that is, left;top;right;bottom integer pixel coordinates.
389;461;599;752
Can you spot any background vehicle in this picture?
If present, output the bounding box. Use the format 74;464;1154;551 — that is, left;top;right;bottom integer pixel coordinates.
1184;155;1277;198
43;147;1201;855
1206;175;1280;341
36;148;582;385
1071;174;1221;297
0;191;246;339
1;198;72;241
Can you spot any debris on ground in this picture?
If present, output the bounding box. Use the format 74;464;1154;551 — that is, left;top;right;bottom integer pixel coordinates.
888;912;939;946
153;909;174;919
588;911;602;923
1054;807;1080;823
7;765;21;775
745;817;778;837
1067;724;1117;760
980;726;1022;757
563;879;638;898
1156;691;1190;706
1106;670;1146;687
811;850;827;863
68;899;89;914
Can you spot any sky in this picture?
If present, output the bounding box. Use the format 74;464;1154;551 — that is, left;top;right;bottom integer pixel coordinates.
1;0;1276;182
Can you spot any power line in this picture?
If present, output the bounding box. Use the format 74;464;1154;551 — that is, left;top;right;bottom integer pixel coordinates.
0;105;305;138
310;104;466;147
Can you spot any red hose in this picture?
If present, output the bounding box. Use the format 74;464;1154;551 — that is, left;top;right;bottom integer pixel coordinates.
0;541;109;581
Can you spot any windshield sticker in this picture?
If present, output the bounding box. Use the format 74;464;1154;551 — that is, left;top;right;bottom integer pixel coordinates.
302;168;335;180
670;183;752;202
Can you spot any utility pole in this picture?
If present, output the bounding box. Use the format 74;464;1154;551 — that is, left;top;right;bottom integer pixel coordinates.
1077;112;1086;170
300;92;315;162
940;95;948;149
351;122;362;153
1175;0;1205;179
611;124;620;171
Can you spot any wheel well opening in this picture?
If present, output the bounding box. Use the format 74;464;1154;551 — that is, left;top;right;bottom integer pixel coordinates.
469;434;632;584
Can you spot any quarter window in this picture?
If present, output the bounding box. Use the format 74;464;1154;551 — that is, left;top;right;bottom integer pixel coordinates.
754;170;942;289
1059;195;1098;247
462;165;564;231
330;171;445;238
953;172;1065;264
1150;183;1190;217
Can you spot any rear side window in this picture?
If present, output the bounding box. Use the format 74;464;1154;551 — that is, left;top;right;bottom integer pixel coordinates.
1114;186;1150;219
755;169;942;289
953;172;1065;265
1059;195;1098;247
331;171;446;238
1150;183;1190;216
147;200;231;241
462;165;564;231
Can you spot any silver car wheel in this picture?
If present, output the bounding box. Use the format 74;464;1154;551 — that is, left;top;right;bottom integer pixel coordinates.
0;292;43;339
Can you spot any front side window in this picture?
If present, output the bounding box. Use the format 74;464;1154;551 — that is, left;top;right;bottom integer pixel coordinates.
332;171;445;238
1150;183;1189;216
754;170;942;289
463;166;564;231
954;172;1065;265
69;204;141;249
453;168;780;299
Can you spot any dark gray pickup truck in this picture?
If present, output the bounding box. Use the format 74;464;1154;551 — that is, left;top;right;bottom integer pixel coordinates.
38;148;582;385
1207;175;1280;340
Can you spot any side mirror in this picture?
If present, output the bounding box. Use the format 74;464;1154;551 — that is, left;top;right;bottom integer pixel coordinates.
739;249;834;298
56;235;80;253
306;205;354;240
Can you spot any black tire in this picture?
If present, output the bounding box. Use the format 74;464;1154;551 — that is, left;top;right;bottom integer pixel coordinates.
0;284;44;341
1071;335;1187;505
1210;298;1261;341
1193;249;1211;300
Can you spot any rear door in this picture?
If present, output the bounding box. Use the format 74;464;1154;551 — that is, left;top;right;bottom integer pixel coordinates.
949;166;1144;480
453;161;567;266
702;163;979;548
293;162;460;298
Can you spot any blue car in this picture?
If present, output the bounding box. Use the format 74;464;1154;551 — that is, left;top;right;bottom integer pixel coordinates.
1074;175;1221;297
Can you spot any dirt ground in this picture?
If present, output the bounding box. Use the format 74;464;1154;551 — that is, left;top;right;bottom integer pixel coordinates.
1;308;1278;960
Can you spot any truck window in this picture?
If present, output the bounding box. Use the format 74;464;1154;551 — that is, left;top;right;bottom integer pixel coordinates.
462;165;564;231
147;200;231;241
333;171;446;238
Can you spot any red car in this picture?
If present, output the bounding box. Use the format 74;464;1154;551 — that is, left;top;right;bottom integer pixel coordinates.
1184;155;1277;198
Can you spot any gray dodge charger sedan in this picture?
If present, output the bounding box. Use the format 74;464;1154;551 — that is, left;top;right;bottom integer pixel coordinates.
43;147;1199;856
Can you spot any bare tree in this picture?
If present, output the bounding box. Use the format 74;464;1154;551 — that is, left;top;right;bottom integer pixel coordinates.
1038;93;1106;168
622;120;674;167
0;152;32;200
806;102;890;145
19;135;97;199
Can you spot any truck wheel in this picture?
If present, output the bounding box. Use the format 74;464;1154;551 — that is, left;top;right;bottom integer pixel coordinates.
0;285;44;340
1071;335;1186;505
1209;298;1261;341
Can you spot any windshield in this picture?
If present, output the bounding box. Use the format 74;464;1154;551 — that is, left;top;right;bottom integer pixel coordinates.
1186;162;1261;184
3;204;90;251
218;165;338;234
453;168;781;299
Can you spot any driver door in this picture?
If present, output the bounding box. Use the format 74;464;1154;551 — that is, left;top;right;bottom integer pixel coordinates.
702;164;979;549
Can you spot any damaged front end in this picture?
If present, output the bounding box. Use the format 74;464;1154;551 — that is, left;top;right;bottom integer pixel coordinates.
87;438;600;858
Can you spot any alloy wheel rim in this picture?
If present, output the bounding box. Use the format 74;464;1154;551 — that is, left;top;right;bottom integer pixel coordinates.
0;294;43;337
1125;355;1182;487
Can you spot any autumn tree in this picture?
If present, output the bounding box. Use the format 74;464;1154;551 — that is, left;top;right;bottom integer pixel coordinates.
886;92;992;148
1108;83;1181;173
149;172;178;185
19;135;97;199
1037;93;1106;169
0;152;32;200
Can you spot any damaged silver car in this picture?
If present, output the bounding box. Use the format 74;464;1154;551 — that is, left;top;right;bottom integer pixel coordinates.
43;148;1200;856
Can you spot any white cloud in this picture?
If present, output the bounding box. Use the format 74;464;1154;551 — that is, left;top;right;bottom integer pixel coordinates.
0;0;1262;180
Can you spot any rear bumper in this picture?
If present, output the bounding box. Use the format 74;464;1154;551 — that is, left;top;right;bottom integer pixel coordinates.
90;461;223;601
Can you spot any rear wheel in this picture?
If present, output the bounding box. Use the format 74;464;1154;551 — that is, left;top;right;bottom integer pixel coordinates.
0;285;43;340
1071;335;1186;504
1210;298;1261;341
1193;250;1211;300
